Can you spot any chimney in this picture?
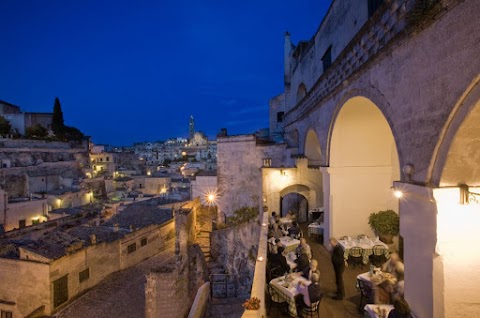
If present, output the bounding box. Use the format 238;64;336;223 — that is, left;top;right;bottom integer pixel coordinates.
90;234;97;245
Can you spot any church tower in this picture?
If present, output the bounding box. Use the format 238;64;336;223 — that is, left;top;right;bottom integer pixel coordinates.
189;115;195;139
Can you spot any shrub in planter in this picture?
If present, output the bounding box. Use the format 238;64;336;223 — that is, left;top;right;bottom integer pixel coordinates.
368;209;399;244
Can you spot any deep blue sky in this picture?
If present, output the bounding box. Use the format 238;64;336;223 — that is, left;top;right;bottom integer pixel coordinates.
0;0;331;146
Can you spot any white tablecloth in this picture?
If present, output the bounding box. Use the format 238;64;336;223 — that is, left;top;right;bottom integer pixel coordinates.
364;304;394;318
270;274;311;317
269;236;301;254
339;238;389;264
307;223;324;237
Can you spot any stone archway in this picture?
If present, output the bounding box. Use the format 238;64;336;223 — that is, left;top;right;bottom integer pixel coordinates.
304;129;322;166
429;80;480;318
280;184;311;223
326;96;400;240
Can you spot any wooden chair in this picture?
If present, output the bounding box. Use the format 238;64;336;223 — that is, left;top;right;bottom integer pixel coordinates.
348;246;364;268
370;245;387;267
299;298;321;318
266;284;288;317
357;279;374;312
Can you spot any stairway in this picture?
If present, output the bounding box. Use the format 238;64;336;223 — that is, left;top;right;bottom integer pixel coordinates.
195;206;215;265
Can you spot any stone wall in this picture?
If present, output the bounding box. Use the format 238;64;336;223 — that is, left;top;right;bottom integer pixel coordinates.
216;135;287;216
210;220;260;297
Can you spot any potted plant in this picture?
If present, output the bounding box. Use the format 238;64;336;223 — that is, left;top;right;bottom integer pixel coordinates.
368;209;399;244
242;297;260;310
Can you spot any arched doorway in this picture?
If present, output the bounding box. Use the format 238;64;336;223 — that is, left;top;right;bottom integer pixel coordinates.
304;129;322;166
280;184;312;223
328;96;400;239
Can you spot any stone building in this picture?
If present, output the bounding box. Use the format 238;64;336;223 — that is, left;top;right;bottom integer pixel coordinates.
0;100;53;135
217;1;480;317
0;201;174;317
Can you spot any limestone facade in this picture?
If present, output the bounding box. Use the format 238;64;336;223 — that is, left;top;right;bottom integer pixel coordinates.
257;0;480;317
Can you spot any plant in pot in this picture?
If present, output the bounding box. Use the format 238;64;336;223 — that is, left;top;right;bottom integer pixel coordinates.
368;209;399;244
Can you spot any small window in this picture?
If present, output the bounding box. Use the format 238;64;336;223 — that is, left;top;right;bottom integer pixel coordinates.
368;0;384;17
1;310;13;318
79;268;90;283
322;46;332;71
19;219;26;228
100;158;103;162
141;237;147;247
32;219;40;225
127;243;136;254
263;158;272;167
106;157;110;162
277;112;285;123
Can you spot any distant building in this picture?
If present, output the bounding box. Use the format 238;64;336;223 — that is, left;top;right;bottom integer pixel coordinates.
0;100;53;135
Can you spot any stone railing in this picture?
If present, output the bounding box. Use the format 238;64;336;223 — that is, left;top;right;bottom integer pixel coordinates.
284;0;414;125
241;212;268;318
187;282;210;318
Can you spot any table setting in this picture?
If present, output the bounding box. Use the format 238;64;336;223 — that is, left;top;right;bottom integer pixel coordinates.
339;236;389;264
270;273;311;317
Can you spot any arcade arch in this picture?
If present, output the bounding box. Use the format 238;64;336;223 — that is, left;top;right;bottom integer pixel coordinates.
326;96;400;239
304;129;322;166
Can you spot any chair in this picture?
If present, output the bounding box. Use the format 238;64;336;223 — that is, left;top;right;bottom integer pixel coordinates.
370;245;387;267
266;283;288;317
300;298;321;318
339;236;348;241
348;246;364;268
268;266;284;282
357;234;366;240
357;279;374;312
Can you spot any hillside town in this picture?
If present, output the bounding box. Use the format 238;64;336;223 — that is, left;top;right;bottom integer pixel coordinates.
1;1;480;318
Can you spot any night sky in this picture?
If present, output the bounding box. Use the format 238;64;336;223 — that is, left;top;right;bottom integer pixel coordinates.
0;0;331;146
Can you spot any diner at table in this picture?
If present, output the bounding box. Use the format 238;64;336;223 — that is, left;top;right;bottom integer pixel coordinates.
269;271;316;317
268;235;301;254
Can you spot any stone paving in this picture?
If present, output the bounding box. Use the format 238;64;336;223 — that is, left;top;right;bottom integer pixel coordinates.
55;245;175;318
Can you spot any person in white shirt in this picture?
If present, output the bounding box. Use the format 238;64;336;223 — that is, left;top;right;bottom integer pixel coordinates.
295;238;312;260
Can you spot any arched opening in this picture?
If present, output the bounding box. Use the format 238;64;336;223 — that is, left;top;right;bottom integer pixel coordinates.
328;96;400;238
280;184;312;223
432;90;480;317
296;83;307;103
304;129;322;166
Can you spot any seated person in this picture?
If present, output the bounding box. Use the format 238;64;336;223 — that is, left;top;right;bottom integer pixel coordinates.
269;246;290;276
302;259;320;281
288;221;301;238
294;246;310;273
269;211;277;227
267;238;279;256
296;273;322;309
382;253;405;281
296;238;312;260
388;296;413;318
268;223;283;240
286;210;297;220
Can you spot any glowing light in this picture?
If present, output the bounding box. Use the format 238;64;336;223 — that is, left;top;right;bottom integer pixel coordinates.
182;151;187;156
205;190;218;206
32;215;41;221
262;223;267;227
147;171;151;176
207;194;215;202
257;256;264;262
394;190;403;198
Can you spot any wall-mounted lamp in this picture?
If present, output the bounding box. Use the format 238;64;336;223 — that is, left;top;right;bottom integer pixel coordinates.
394;190;403;198
279;165;286;176
459;184;480;205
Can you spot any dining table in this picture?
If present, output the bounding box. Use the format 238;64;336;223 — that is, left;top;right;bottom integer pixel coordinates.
364;304;394;318
270;273;311;317
357;271;398;304
307;222;324;237
269;236;301;254
339;237;389;264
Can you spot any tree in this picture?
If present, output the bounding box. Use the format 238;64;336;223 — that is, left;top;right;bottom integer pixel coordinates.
25;124;48;139
0;116;12;136
52;97;65;134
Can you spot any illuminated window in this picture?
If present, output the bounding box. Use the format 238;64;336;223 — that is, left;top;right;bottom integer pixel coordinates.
79;268;90;283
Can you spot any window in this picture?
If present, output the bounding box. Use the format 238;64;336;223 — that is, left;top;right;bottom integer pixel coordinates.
106;157;110;162
127;243;136;254
368;0;384;17
32;219;40;225
141;237;148;247
79;268;90;283
277;112;285;123
321;46;332;71
19;219;26;228
100;158;103;162
1;310;13;318
263;158;272;167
